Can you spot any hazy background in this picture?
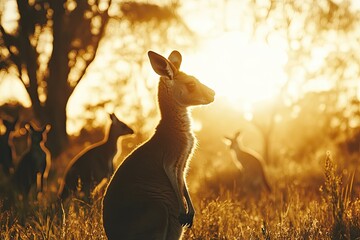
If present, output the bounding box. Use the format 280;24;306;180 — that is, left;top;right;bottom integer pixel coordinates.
0;0;359;197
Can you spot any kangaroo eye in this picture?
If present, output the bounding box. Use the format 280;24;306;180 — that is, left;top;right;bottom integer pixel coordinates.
186;82;196;92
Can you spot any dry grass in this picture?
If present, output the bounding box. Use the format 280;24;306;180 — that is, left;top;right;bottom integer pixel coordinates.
1;152;359;240
0;196;106;239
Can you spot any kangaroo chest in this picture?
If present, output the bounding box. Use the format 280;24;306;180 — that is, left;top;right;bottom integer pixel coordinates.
166;132;194;168
31;147;46;161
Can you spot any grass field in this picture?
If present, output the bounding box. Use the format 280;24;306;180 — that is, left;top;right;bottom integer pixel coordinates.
1;151;359;240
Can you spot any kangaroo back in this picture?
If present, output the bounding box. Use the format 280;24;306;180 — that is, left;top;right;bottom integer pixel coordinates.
58;113;133;201
103;50;215;240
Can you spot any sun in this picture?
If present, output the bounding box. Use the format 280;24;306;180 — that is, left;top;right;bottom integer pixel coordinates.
182;32;288;110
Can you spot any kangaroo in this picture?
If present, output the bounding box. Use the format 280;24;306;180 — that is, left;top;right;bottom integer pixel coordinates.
13;123;51;198
58;113;134;201
224;131;271;193
0;118;17;175
102;50;215;240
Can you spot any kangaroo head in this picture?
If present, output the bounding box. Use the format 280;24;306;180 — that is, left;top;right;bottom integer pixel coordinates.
148;50;215;107
224;131;242;150
26;123;50;145
3;118;17;134
109;113;134;136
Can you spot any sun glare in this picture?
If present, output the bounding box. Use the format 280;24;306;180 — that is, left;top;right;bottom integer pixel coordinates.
0;74;31;107
183;32;288;110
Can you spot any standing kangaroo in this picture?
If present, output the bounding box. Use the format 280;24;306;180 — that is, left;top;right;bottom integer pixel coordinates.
102;50;215;240
224;131;271;193
13;124;51;198
0;118;17;175
58;113;134;201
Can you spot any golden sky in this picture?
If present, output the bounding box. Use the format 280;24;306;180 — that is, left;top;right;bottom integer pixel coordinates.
1;0;360;134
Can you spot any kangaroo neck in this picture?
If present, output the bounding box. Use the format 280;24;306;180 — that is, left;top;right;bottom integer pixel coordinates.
100;129;119;154
29;142;45;158
156;81;192;135
232;144;245;158
31;142;42;151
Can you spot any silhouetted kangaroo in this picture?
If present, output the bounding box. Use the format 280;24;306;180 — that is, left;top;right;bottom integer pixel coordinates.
0;118;17;175
58;113;133;201
13;124;51;198
224;131;271;193
102;50;215;240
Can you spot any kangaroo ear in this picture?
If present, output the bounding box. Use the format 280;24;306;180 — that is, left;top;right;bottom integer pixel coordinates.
44;124;51;132
109;113;117;122
168;50;182;70
3;118;16;131
222;137;232;145
148;51;177;80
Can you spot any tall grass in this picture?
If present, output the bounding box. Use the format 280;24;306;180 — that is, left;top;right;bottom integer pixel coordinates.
183;152;360;239
0;196;107;239
0;152;359;239
321;152;358;240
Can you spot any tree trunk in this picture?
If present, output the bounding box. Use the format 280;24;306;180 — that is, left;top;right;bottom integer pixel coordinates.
45;97;69;158
45;0;71;158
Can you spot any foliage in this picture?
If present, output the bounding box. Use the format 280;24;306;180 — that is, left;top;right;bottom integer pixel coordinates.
84;0;194;135
0;0;114;156
250;0;360;87
0;0;192;157
235;0;360;166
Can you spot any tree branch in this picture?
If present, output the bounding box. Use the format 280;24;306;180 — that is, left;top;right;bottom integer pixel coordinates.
69;0;112;93
0;25;25;83
47;0;72;101
15;0;42;112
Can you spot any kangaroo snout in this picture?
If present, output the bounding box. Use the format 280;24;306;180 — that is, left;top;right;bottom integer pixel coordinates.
202;85;215;104
124;126;134;135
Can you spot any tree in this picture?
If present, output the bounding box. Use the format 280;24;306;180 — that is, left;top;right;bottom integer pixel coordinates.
0;0;113;156
0;0;189;157
247;0;360;101
244;0;360;163
68;1;194;141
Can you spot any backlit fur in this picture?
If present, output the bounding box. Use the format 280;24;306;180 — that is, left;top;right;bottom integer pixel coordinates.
102;50;215;240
